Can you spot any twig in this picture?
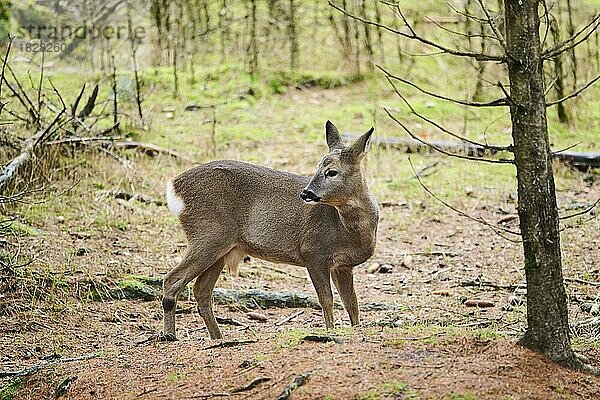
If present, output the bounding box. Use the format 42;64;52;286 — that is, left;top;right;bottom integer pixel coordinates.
0;353;101;378
475;0;507;49
559;198;599;220
190;393;230;399
275;310;304;326
546;74;600;107
0;34;14;105
203;339;258;350
564;277;600;287
458;278;525;290
385;107;514;165
543;14;600;59
231;377;271;394
276;370;314;400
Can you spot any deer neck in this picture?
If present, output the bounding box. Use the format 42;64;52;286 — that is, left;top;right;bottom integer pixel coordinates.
336;188;379;250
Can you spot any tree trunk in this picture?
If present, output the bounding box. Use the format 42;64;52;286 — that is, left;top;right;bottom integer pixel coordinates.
288;0;299;70
360;0;374;71
247;0;259;76
549;16;569;124
504;0;576;365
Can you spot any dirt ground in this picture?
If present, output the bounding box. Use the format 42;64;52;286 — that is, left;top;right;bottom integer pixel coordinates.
1;168;599;399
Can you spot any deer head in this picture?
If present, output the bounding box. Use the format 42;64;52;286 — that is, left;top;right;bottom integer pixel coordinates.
300;121;374;207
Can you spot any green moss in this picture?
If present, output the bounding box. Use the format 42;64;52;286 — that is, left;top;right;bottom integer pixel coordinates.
444;393;478;400
355;381;417;400
0;378;22;400
116;274;160;301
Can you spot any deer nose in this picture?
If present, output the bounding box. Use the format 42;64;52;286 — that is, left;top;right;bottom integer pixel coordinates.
300;189;321;203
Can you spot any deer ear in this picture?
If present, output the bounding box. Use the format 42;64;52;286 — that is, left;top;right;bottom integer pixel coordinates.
350;127;374;160
325;120;343;150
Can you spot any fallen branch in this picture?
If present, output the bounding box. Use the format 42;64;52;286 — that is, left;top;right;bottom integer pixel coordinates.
458;278;525;291
342;133;600;170
111;141;193;161
106;275;399;311
230;376;271;393
276;371;314;400
109;190;165;206
0;126;49;192
0;353;101;378
203;339;257;350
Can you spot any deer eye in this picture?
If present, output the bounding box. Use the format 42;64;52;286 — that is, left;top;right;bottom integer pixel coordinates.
325;170;338;178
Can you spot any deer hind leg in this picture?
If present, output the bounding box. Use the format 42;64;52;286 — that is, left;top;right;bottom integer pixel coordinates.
193;257;225;339
307;265;334;329
162;240;229;340
331;266;360;326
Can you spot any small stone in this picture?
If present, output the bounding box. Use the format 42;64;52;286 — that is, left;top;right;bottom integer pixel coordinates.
401;255;413;268
378;264;394;273
56;216;65;224
366;263;380;274
433;290;450;297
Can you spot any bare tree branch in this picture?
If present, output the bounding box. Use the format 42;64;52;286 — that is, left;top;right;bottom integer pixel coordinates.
559;198;600;221
545;74;600;107
384;107;513;165
424;16;501;42
407;158;521;241
542;13;600;60
328;1;505;62
0;34;14;107
378;65;508;107
382;73;513;154
446;2;488;23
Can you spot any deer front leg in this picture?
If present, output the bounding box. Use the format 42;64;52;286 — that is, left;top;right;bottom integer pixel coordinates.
307;265;334;329
331;266;359;326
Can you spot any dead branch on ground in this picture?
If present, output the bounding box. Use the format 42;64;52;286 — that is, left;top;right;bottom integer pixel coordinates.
0;353;100;379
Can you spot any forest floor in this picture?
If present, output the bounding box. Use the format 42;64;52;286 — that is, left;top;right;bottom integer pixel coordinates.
1;79;600;399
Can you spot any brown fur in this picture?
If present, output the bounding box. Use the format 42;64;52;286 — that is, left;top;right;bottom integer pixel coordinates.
162;121;379;340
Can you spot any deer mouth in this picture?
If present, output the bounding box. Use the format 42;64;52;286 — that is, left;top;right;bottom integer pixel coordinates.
300;189;321;203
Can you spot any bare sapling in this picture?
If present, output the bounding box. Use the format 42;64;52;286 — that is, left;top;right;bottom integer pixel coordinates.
162;121;379;340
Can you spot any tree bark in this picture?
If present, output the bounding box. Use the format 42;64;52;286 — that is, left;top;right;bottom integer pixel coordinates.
504;0;576;365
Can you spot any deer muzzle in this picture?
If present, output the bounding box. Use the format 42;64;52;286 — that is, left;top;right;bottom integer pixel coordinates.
300;189;321;203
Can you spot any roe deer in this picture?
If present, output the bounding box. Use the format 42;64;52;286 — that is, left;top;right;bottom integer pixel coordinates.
162;121;379;340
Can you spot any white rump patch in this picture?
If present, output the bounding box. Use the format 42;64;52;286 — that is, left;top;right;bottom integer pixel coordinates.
166;179;185;217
